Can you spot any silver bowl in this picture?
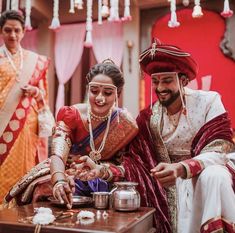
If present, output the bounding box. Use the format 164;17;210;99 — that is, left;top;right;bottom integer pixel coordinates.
92;192;110;209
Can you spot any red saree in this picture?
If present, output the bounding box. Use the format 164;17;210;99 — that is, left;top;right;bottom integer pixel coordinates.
4;106;138;206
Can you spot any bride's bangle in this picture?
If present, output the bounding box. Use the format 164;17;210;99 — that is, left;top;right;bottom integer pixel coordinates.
51;170;65;179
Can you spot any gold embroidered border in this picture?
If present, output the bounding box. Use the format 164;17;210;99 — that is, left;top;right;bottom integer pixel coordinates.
201;139;234;154
150;102;171;163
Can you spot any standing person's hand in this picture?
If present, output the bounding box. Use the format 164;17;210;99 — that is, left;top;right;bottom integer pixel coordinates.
21;84;39;98
150;162;186;188
52;175;75;209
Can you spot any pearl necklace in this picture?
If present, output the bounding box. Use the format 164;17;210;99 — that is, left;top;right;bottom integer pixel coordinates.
87;109;112;163
3;44;23;82
89;110;111;121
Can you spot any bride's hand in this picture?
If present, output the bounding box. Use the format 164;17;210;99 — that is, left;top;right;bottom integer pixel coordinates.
70;156;102;181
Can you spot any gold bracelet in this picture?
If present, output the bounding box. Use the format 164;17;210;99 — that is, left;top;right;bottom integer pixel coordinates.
51;170;65;179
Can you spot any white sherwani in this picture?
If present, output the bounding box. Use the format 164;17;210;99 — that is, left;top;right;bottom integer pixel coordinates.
151;88;235;233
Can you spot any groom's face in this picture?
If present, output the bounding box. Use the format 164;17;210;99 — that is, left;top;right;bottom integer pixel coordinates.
151;72;181;107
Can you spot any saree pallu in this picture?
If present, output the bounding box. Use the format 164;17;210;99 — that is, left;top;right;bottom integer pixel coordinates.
0;48;50;203
3;107;138;206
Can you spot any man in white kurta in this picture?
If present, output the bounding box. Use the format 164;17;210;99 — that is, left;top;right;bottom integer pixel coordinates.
136;39;235;233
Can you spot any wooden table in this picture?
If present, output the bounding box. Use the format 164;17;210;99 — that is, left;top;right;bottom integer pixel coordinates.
0;202;156;233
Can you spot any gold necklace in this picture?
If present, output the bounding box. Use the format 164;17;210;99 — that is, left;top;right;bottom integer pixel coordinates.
89;110;111;121
87;108;112;162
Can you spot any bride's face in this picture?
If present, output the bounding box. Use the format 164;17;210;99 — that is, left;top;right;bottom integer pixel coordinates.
88;74;117;116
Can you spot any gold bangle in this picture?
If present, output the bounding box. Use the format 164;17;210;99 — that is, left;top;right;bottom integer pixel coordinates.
51;170;65;179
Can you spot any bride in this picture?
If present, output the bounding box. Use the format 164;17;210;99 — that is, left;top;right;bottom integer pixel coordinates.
4;60;138;208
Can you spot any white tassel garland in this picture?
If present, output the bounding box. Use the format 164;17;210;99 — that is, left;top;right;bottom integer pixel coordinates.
192;0;203;18
25;0;32;30
84;0;93;47
168;0;180;28
75;0;83;10
101;0;109;18
221;0;233;18
98;0;102;24
11;0;19;11
49;0;60;30
69;0;75;13
122;0;132;21
108;0;120;22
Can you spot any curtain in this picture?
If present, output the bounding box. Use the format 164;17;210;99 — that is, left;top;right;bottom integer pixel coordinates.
92;20;124;67
54;23;86;114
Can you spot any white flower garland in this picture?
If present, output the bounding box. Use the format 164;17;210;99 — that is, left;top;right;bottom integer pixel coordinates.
122;0;132;21
192;0;203;18
69;0;75;13
221;0;234;18
168;0;180;28
101;0;109;18
98;0;102;24
49;0;60;30
25;0;32;31
84;0;93;47
11;0;19;11
75;0;83;9
108;0;119;22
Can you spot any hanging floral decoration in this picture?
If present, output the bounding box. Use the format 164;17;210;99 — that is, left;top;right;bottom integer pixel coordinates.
108;0;120;22
192;0;203;18
101;0;109;18
122;0;131;21
98;0;103;24
74;0;83;10
84;0;93;48
69;0;75;13
221;0;233;18
168;0;180;28
49;0;60;30
11;0;19;11
25;0;32;31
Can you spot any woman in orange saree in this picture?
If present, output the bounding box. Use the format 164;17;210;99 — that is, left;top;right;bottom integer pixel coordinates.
0;10;50;203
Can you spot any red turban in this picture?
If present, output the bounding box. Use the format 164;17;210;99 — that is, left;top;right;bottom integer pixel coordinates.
139;39;198;81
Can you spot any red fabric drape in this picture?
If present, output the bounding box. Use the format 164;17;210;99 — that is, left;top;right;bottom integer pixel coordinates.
148;9;235;128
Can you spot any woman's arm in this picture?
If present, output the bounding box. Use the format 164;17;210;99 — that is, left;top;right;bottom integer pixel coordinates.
50;120;75;208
